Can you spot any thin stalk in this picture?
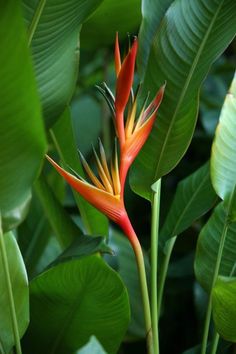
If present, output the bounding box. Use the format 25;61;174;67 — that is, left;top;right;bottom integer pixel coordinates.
157;235;177;315
121;216;153;354
201;220;229;354
210;331;219;354
150;180;161;354
0;218;22;354
28;0;47;46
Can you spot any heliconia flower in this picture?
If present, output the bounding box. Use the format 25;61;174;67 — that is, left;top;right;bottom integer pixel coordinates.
115;33;138;145
119;84;165;192
46;142;138;247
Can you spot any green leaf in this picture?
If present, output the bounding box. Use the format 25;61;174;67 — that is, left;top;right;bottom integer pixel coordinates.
51;108;109;236
211;72;236;220
49;234;112;268
194;202;236;292
22;0;104;127
77;336;107;354
160;162;217;245
107;229;149;338
212;276;236;342
80;0;141;49
137;0;173;78
0;1;46;218
23;256;130;354
130;0;236;200
0;232;29;353
34;174;81;249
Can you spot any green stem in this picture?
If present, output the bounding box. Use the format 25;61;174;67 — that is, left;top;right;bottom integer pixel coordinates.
150;179;161;354
210;331;219;354
201;220;229;354
157;236;177;315
28;0;47;46
0;218;22;354
121;216;153;354
134;242;154;354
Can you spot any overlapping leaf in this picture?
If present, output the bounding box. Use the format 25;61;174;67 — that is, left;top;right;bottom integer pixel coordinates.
0;231;29;353
0;0;46;225
194;202;236;292
23;256;130;354
130;0;236;200
211;72;236;220
22;0;104;127
160;162;217;245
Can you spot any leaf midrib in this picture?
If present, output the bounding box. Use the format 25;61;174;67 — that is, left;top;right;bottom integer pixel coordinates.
153;0;224;181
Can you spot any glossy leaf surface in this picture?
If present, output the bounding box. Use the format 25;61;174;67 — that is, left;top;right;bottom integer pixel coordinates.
160;162;217;245
212;276;236;342
131;0;236;200
211;72;236;220
24;256;130;354
0;232;29;353
22;0;104;127
0;0;46;218
195;202;236;292
77;336;107;354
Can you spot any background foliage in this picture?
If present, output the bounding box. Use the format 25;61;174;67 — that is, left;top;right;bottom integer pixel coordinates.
0;0;236;353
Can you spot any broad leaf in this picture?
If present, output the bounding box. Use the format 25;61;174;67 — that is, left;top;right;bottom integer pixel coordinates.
0;0;46;221
0;231;29;353
160;162;217;245
212;276;236;342
211;72;236;220
130;0;236;200
23;256;130;354
77;336;107;354
137;0;173;78
22;0;104;127
80;0;141;49
51;108;108;236
194;202;236;292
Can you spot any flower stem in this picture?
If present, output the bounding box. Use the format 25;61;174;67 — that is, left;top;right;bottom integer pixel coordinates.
200;219;229;354
28;0;46;46
210;331;219;354
0;217;22;354
150;180;161;354
157;236;177;315
121;216;153;354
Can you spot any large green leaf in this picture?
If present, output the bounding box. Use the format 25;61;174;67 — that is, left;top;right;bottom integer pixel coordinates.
0;231;29;353
160;162;217;245
194;202;236;292
22;0;104;127
0;1;46;220
80;0;141;49
130;0;236;200
211;72;236;220
137;0;173;78
51;108;108;236
23;256;130;354
212;276;236;342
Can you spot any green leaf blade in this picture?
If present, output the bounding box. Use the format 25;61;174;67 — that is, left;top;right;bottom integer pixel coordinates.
23;256;130;354
23;0;104;127
0;232;29;353
0;0;46;217
212;276;236;342
131;0;236;199
160;162;217;244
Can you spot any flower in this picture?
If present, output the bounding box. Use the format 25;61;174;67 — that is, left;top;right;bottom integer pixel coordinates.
113;33;165;192
46;143;137;246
